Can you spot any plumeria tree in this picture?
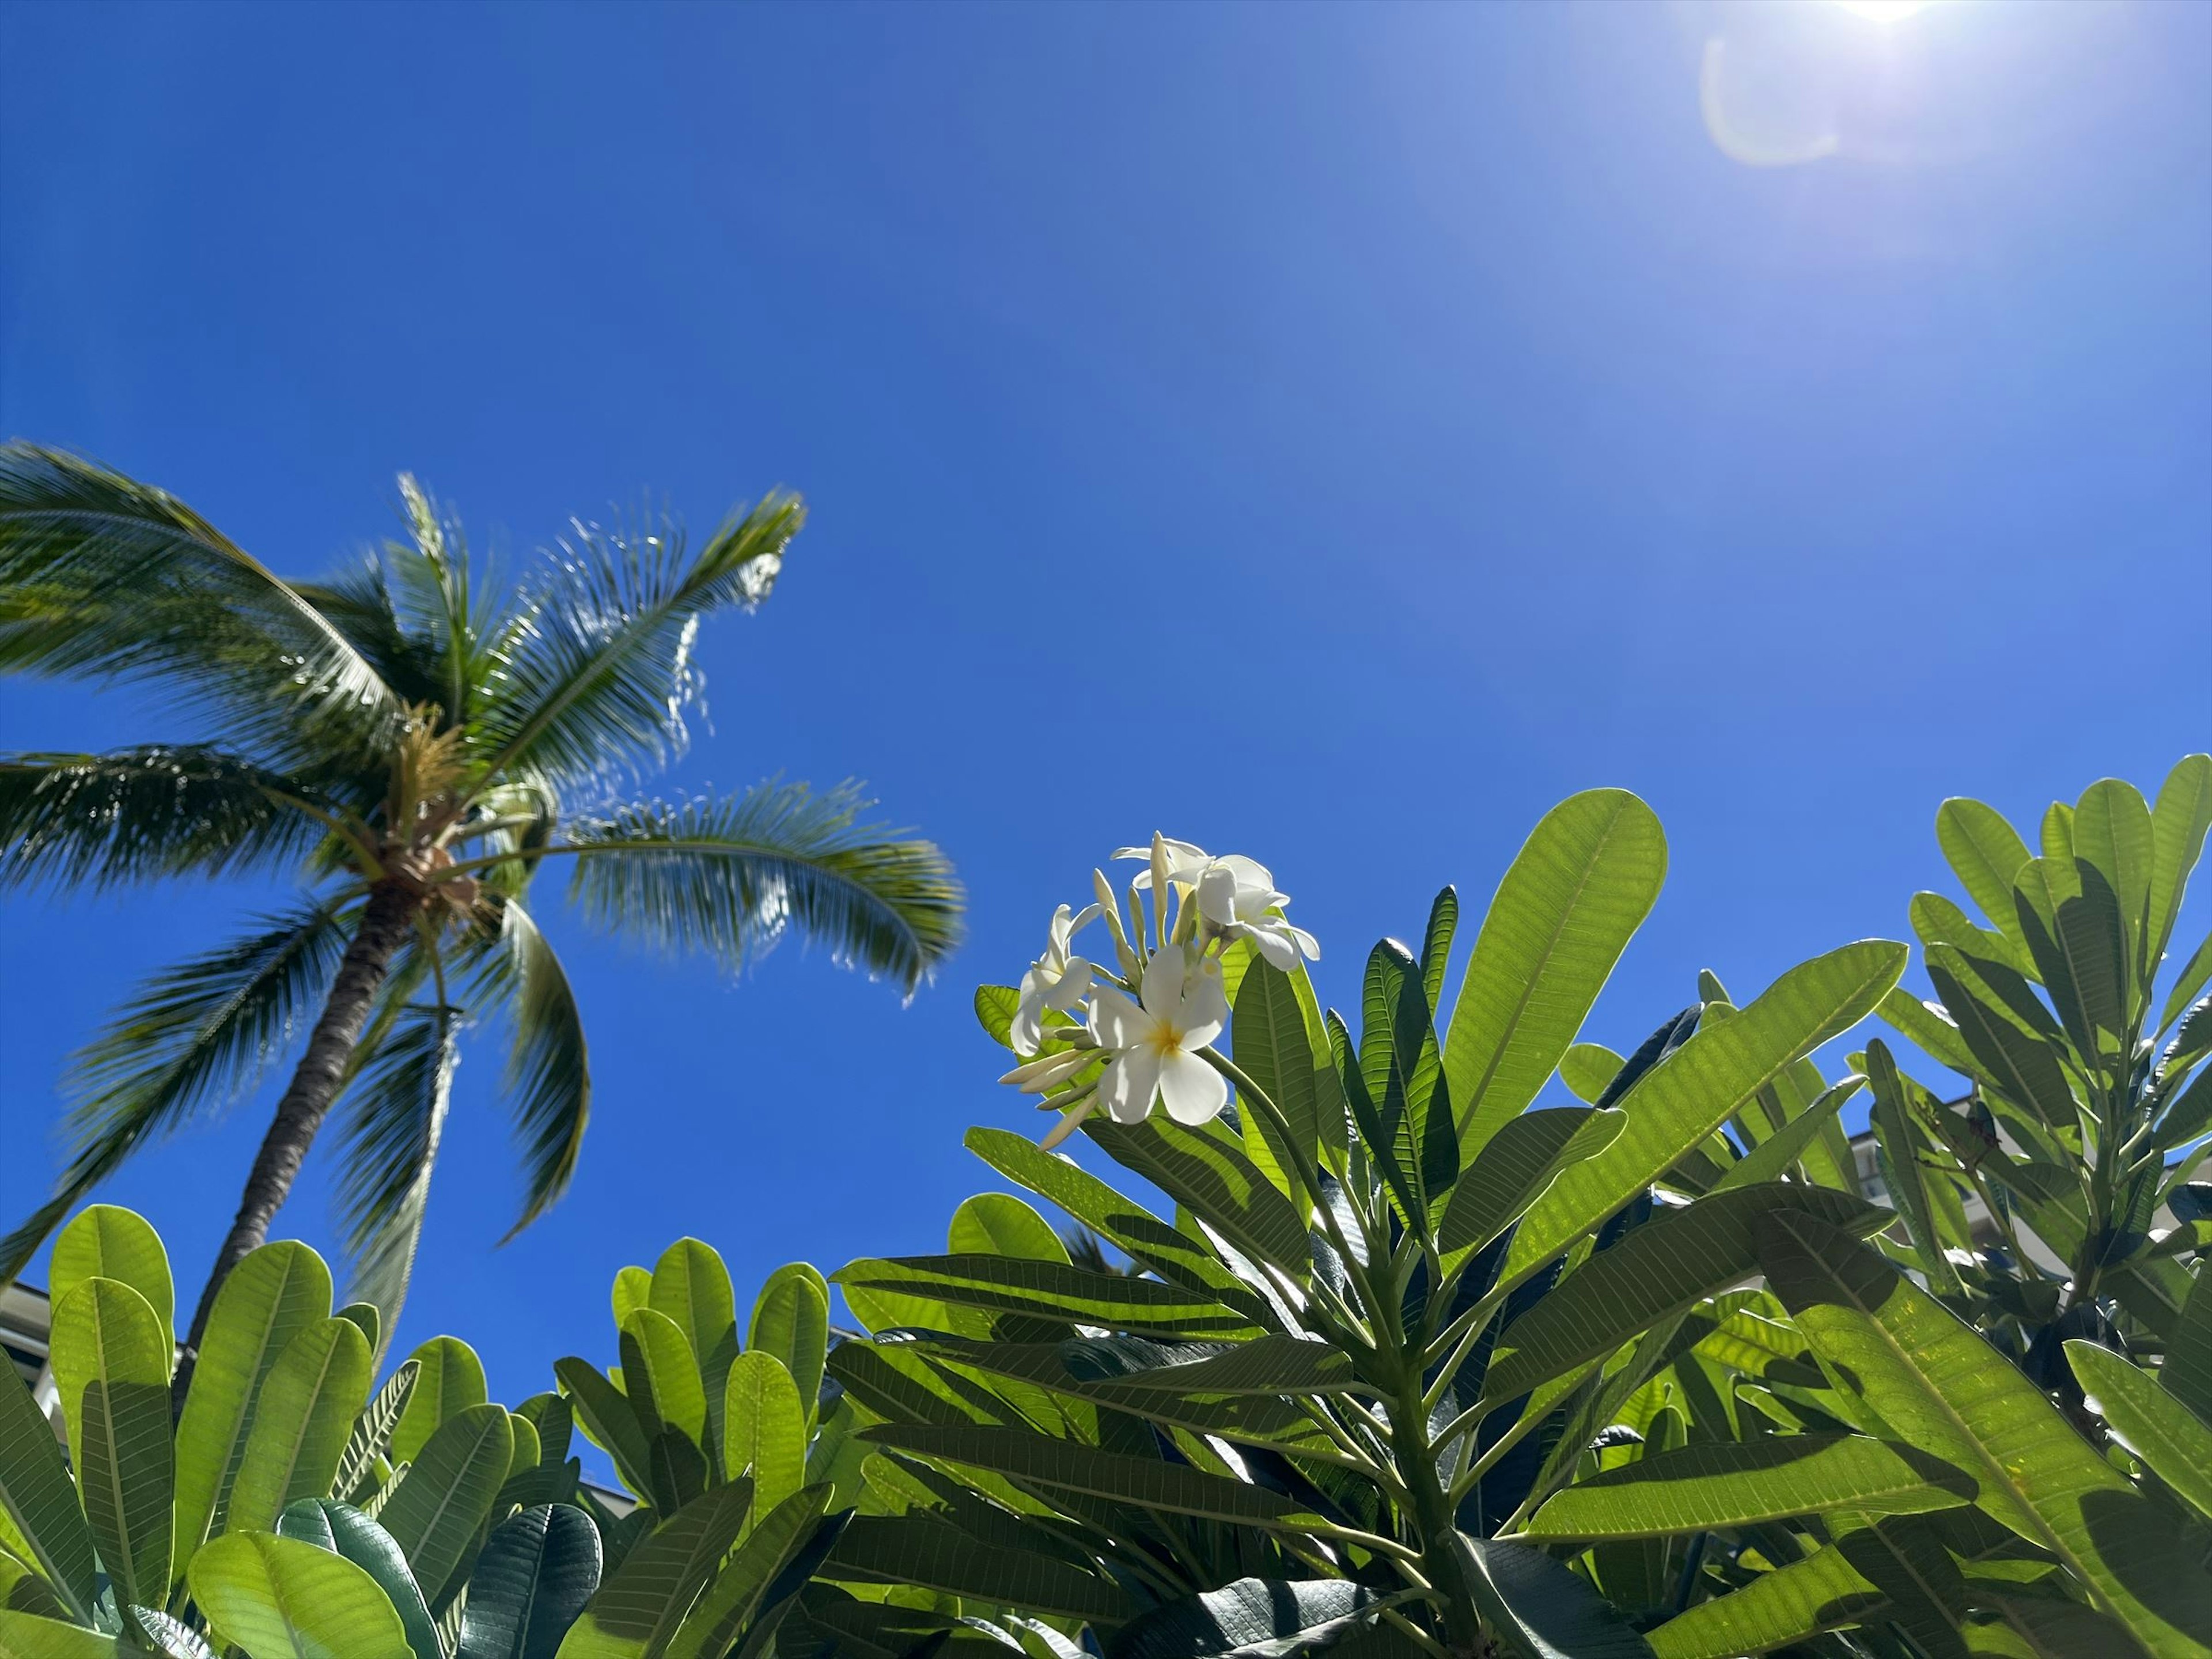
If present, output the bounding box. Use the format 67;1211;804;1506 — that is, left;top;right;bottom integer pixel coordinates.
0;444;963;1373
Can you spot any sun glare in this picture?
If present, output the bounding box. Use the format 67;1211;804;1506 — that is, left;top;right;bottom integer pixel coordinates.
1834;0;1936;19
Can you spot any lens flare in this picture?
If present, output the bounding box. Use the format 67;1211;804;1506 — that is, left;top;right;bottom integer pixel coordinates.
1834;0;1936;18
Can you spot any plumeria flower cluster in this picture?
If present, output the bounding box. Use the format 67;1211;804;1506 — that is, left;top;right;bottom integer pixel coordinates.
998;834;1320;1150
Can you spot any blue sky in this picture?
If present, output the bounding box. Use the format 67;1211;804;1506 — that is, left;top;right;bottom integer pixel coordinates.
2;0;2207;1421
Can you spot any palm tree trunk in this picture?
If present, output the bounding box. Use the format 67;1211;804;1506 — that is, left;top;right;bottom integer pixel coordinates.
173;878;421;1400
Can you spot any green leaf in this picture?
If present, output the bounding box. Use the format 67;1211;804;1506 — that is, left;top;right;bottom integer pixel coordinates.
1086;1118;1310;1277
649;1241;737;1449
552;1480;755;1659
173;1242;332;1575
1482;1184;1888;1406
622;1311;707;1455
963;1128;1257;1312
2147;756;2212;989
828;1515;1124;1622
1923;946;2075;1126
1069;1335;1354;1396
1645;1542;1880;1658
749;1266;830;1421
375;1403;513;1609
50;1277;172;1609
1105;1577;1394;1659
0;1364;97;1621
2164;1269;2212;1424
2067;1342;2212;1522
554;1362;653;1499
50;1207;173;1374
1527;1435;1977;1539
388;1338;487;1467
1758;1210;2210;1657
188;1530;412;1659
1454;1535;1654;1659
1506;940;1905;1278
1865;1041;1965;1294
0;1614;121;1658
1444;789;1668;1153
611;1270;653;1331
1879;987;1982;1078
834;1256;1254;1341
722;1353;806;1518
280;1499;441;1659
457;1503;603;1659
1232;964;1329;1160
661;1485;831;1659
1437;1107;1623;1255
2074;780;2157;999
857;1425;1323;1529
1557;1044;1623;1105
1937;798;2035;948
333;1360;418;1505
1711;1076;1862;1192
119;1607;217;1658
226;1318;373;1535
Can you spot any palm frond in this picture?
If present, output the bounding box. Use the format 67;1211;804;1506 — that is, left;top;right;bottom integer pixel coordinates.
470;900;590;1240
0;746;344;890
472;493;802;790
0;443;400;763
0;900;353;1286
558;781;963;994
334;998;461;1340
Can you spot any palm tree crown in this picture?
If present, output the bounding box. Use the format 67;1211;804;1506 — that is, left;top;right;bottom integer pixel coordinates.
0;444;963;1360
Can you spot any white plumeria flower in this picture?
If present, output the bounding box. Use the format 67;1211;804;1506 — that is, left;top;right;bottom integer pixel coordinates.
1089;947;1232;1126
1112;837;1320;972
1195;855;1321;972
1011;903;1100;1055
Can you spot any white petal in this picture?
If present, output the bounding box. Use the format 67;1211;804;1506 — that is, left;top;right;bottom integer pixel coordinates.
1217;854;1275;893
1291;925;1320;961
1247;923;1301;974
1088;981;1149;1049
1101;1050;1162;1122
1045;958;1093;1010
1140;947;1190;1014
1068;903;1103;935
1195;863;1242;927
1156;1051;1229;1124
1046;902;1076;956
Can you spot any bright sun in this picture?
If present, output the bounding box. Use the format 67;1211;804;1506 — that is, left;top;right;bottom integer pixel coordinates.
1834;0;1936;18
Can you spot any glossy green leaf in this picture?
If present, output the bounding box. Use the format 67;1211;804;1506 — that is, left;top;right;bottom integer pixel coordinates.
2164;1268;2212;1425
611;1269;653;1331
227;1318;372;1535
1713;1075;1862;1192
333;1359;416;1505
1231;964;1330;1164
1758;1210;2211;1658
2067;1342;2212;1522
279;1498;440;1659
748;1265;831;1419
830;1514;1123;1622
1557;1044;1624;1104
375;1402;512;1609
1455;1535;1654;1659
2147;756;2212;984
835;1255;1253;1340
1507;941;1906;1278
51;1206;173;1372
722;1352;805;1518
1444;789;1667;1152
1106;1577;1394;1659
173;1241;331;1574
1937;797;2035;948
50;1277;171;1609
553;1361;652;1499
1645;1543;1880;1658
1437;1107;1622;1255
189;1531;412;1659
388;1337;487;1468
1087;1117;1310;1278
554;1480;753;1659
859;1424;1324;1528
1483;1183;1887;1406
1527;1435;1976;1539
0;1614;120;1658
649;1241;737;1452
661;1484;830;1659
0;1363;97;1621
621;1310;707;1454
457;1502;603;1659
120;1606;217;1659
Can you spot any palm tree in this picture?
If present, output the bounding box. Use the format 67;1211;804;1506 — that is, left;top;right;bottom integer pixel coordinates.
0;443;963;1374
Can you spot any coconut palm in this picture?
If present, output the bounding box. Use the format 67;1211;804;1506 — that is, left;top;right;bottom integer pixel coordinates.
0;442;963;1370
